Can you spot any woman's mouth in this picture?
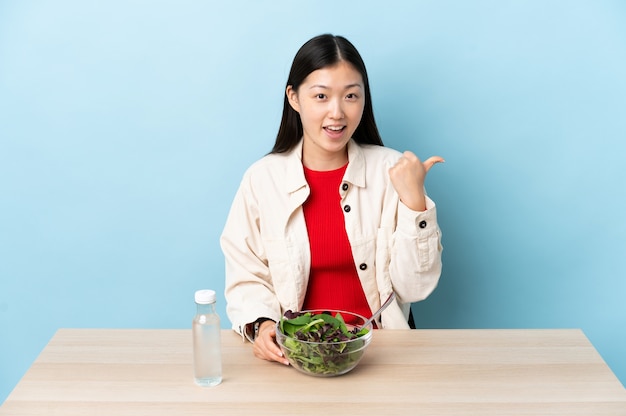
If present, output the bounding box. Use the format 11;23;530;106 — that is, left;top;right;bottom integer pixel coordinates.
324;125;346;139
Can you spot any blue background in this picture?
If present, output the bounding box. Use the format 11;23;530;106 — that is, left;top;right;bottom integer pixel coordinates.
1;0;625;402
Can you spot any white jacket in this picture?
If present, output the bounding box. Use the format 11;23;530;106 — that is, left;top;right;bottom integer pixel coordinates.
220;139;442;338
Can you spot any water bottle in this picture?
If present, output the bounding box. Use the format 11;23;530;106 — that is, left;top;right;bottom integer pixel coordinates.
192;289;222;386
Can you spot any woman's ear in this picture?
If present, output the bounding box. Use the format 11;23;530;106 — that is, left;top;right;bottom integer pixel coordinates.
286;85;300;113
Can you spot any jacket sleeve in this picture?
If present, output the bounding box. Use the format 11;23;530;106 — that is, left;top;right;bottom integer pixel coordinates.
389;195;443;304
220;174;282;339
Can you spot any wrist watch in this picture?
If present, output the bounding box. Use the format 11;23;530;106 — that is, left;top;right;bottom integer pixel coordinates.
253;317;274;339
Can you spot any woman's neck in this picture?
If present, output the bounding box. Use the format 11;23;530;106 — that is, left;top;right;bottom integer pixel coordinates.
301;144;348;171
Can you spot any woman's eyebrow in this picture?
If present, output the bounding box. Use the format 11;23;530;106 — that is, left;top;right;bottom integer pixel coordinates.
308;83;363;90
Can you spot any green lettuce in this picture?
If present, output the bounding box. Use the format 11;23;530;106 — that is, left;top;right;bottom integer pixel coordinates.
278;310;370;375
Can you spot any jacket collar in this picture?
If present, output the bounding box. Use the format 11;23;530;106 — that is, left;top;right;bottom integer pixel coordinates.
344;139;366;188
285;139;308;194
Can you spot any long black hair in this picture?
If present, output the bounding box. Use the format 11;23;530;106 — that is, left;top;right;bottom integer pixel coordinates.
271;34;384;154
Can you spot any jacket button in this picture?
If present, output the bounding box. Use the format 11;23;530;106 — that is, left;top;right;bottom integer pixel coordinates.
359;263;367;270
419;220;427;229
342;183;349;191
343;205;351;212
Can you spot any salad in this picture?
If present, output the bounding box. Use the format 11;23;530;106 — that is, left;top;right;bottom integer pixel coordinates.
277;310;371;376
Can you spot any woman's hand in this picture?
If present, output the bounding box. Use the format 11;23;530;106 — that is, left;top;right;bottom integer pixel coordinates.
388;151;444;211
252;320;290;365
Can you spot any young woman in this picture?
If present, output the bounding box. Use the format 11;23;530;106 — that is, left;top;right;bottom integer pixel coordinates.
220;34;444;365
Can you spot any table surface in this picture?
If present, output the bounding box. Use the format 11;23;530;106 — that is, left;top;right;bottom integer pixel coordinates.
1;328;625;415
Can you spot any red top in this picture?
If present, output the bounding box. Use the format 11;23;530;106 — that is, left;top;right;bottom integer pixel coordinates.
301;163;372;324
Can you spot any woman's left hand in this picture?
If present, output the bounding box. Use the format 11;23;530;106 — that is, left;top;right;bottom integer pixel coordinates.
388;151;444;211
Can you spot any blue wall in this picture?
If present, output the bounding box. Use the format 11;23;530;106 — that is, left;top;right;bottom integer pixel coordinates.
1;1;625;402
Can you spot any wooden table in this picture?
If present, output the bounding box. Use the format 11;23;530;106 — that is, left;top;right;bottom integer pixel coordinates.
1;329;625;415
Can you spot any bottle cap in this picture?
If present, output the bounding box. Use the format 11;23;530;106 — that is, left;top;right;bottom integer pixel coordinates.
195;289;216;304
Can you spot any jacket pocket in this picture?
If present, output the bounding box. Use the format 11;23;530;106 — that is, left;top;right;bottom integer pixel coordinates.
263;238;299;310
374;226;393;294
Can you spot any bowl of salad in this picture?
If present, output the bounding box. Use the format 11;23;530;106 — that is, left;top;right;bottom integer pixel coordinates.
275;309;373;377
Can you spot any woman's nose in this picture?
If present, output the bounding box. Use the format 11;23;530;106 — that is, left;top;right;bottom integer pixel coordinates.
329;99;344;119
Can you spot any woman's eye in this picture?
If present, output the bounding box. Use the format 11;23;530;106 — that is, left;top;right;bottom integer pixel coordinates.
316;94;326;99
346;93;358;100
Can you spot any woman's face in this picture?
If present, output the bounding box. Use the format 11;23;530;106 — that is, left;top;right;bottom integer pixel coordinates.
287;61;365;169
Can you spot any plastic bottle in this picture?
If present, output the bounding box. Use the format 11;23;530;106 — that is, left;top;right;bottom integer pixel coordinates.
192;289;222;386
